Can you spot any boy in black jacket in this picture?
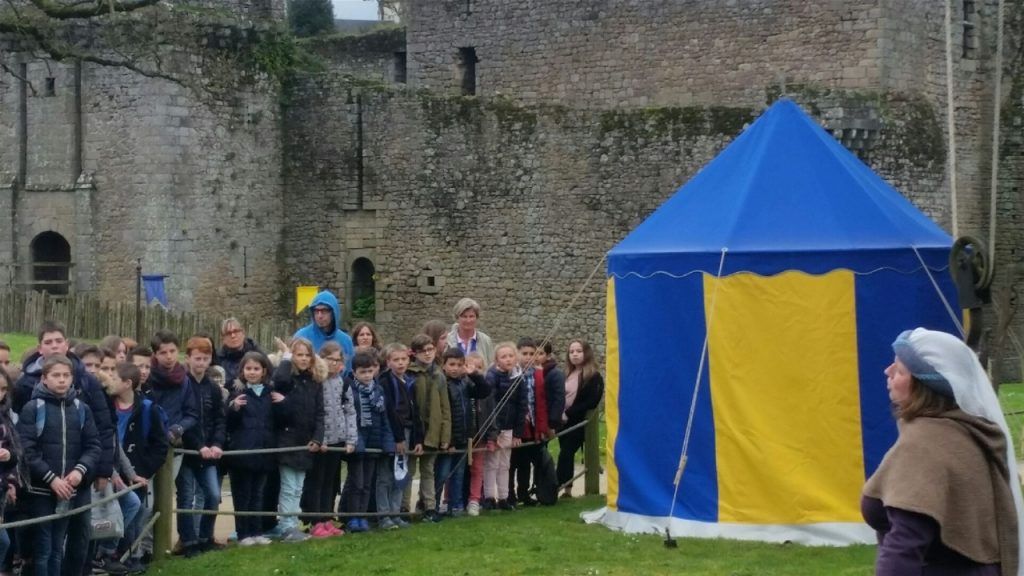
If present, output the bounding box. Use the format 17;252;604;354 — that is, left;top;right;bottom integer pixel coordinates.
17;355;102;576
436;348;491;517
110;363;167;573
178;337;225;557
13;322;113;576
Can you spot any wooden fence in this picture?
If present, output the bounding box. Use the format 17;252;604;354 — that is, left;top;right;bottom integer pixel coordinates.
0;291;300;351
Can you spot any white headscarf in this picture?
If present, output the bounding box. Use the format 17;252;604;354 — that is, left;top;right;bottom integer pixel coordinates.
897;327;1024;574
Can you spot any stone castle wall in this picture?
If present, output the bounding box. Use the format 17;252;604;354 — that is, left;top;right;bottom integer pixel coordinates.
407;0;886;108
0;31;287;317
283;78;953;353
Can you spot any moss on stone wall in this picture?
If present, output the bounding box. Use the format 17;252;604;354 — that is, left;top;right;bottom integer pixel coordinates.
598;106;754;146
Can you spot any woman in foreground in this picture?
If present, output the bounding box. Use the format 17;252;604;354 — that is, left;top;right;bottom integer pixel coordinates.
863;328;1024;575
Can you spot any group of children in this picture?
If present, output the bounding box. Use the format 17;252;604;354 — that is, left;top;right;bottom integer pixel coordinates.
0;314;605;575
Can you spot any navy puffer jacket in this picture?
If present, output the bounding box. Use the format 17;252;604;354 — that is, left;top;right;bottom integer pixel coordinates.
225;381;276;472
17;385;101;495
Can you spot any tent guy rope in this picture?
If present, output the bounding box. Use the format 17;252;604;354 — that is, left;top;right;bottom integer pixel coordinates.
665;247;728;530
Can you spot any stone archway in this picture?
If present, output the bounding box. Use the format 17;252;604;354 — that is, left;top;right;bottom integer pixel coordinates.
30;231;71;295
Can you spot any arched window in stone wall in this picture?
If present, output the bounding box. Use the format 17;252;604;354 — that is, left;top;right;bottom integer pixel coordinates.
351;257;376;321
30;231;71;296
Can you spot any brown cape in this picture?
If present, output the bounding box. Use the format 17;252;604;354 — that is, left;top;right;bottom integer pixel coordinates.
863;409;1018;576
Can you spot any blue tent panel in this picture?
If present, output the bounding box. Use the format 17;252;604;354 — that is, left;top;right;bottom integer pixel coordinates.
854;269;961;478
611;274;718;522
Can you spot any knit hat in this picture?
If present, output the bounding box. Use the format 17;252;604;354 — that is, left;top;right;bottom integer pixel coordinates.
891;329;955;398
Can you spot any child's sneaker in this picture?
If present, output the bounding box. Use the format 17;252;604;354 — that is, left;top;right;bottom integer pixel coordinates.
346;519;361;533
309;523;331;539
239;537;257;547
254;536;273;545
482;498;497;510
467;500;480;516
282;528;310;542
379;518;398;531
359;518;371;532
394;516;411;528
326;523;345;536
450;507;466;517
263;524;286;540
421;509;443;523
498;498;517;511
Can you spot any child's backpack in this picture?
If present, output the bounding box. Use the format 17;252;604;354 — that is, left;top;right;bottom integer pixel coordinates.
533;447;559;506
34;398;86;437
139;398;167;441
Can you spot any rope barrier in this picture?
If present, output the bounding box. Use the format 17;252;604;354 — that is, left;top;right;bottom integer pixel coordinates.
172;419;589;458
120;511;160;564
0;481;145;530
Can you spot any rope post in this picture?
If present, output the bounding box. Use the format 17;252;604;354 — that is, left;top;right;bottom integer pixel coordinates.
153;448;174;561
584;406;602;495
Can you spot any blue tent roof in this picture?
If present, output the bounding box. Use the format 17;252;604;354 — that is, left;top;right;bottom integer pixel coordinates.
608;99;952;277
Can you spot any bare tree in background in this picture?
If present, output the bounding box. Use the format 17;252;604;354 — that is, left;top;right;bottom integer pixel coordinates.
371;0;405;22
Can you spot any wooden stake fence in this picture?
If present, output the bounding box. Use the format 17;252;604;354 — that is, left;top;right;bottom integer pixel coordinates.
0;291;298;350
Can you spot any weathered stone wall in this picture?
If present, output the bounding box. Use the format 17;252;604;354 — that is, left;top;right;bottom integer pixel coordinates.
305;27;406;83
283;78;954;354
407;0;885;108
0;23;288;317
79;63;286;316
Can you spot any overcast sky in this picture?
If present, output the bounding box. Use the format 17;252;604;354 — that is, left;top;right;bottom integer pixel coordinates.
332;0;380;20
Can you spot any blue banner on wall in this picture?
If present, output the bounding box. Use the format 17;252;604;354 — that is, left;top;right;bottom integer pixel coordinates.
142;275;168;308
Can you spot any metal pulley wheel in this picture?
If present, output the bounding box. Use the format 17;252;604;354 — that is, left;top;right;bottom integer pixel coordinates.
950;235;995;291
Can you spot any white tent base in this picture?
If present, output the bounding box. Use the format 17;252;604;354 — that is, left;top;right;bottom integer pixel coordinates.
581;507;876;547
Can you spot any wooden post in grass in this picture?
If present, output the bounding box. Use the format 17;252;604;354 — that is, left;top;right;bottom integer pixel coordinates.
153;448;174;560
584;405;602;495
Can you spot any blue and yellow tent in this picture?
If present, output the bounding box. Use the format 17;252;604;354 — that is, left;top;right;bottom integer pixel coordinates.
587;99;960;545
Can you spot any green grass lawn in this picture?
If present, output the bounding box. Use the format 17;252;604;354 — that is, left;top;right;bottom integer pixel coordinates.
150;497;876;575
0;332;41;361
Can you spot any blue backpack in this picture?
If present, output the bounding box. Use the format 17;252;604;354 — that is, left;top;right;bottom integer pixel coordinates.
33;398;86;437
137;398;165;441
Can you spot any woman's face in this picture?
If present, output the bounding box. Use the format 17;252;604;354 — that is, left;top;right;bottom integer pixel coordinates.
569;342;585;368
356;327;374;348
115;342;127;363
457;309;478;334
885;357;914;407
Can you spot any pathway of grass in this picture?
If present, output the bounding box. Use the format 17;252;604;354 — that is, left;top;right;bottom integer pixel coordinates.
151;496;875;575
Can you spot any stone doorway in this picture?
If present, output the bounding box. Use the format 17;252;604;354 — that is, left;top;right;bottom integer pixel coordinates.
30;231;72;295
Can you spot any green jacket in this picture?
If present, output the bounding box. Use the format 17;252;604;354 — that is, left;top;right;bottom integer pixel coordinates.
407;361;451;449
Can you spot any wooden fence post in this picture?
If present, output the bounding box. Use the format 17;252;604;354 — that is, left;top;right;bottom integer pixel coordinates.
153;448;175;561
584;404;602;495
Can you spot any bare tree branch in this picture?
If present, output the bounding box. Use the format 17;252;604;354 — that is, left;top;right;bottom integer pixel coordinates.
25;0;161;20
0;60;37;94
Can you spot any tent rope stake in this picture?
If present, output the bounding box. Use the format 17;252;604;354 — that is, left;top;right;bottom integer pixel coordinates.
666;248;728;530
